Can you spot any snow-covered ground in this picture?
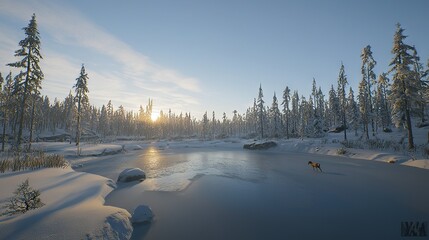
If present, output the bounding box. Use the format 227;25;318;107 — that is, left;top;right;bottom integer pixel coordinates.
1;128;429;239
0;167;132;240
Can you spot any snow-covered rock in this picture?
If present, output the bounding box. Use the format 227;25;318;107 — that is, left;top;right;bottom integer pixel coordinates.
117;168;146;183
243;141;277;150
131;205;154;223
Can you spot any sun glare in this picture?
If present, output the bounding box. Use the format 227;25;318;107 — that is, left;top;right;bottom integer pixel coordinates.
151;112;159;122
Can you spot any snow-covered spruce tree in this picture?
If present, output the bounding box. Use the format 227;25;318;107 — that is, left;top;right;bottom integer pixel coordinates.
360;45;377;137
7;14;44;150
411;47;427;123
1;72;15;151
212;111;216;138
311;78;318;109
358;76;370;139
251;98;258;135
202;111;209;140
98;105;108;137
282;86;291;139
346;87;360;136
425;59;429;115
291;91;300;137
375;73;391;130
114;105;125;136
222;112;228;137
388;23;421;150
2;179;44;216
73;64;89;155
312;79;325;137
328;85;340;127
297;96;305;138
299;96;311;138
337;63;348;140
0;73;4;151
257;84;266;138
269;92;281;137
316;87;326;131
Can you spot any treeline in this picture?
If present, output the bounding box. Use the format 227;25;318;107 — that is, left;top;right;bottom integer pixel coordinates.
241;23;428;150
1;14;428;151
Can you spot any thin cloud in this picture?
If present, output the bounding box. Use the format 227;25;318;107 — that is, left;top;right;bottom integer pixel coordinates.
0;0;201;112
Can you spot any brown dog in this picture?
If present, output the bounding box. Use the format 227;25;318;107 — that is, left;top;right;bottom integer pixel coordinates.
308;161;322;172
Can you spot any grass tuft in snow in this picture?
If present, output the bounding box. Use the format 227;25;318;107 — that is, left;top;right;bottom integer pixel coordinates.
336;147;347;155
0;151;68;173
340;139;404;152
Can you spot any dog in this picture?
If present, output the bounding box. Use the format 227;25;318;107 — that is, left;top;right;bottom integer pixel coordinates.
308;161;322;172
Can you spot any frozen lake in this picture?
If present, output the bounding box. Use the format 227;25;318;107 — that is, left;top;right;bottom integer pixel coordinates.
75;144;429;240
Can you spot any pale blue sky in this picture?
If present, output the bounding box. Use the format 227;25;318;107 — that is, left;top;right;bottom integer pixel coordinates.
0;0;428;119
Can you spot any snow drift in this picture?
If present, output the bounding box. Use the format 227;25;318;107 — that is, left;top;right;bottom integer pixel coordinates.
0;167;132;240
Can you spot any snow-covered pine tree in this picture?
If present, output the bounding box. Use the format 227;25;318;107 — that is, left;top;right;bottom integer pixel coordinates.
311;79;325;137
316;87;326;131
411;47;426;123
346;87;360;136
269;92;281;137
98;105;108;137
358;75;370;139
7;14;44;150
312;78;318;110
257;84;266;138
222;112;228;137
375;73;391;130
291;91;300;137
282;86;291;139
202;111;208;140
232;110;241;137
388;23;421;150
212;111;216;139
73;64;89;154
1;72;14;151
361;45;377;136
328;85;340;127
299;96;311;138
252;98;258;135
337;63;348;140
425;58;429;115
308;95;323;137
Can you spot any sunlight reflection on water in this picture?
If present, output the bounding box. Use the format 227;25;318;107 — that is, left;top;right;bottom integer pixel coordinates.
136;147;266;191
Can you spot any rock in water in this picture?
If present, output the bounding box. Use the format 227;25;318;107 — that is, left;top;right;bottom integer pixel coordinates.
131;205;154;223
243;141;277;150
117;168;146;183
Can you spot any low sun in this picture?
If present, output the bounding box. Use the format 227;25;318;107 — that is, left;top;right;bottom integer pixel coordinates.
151;112;159;122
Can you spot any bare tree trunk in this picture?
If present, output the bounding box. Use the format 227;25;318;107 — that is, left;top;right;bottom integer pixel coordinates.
17;85;28;151
405;108;414;150
28;96;36;151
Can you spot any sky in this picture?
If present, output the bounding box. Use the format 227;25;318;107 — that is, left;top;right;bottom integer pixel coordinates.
0;0;428;120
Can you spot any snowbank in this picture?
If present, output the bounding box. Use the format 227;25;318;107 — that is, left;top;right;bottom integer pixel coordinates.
402;159;429;169
0;167;132;240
